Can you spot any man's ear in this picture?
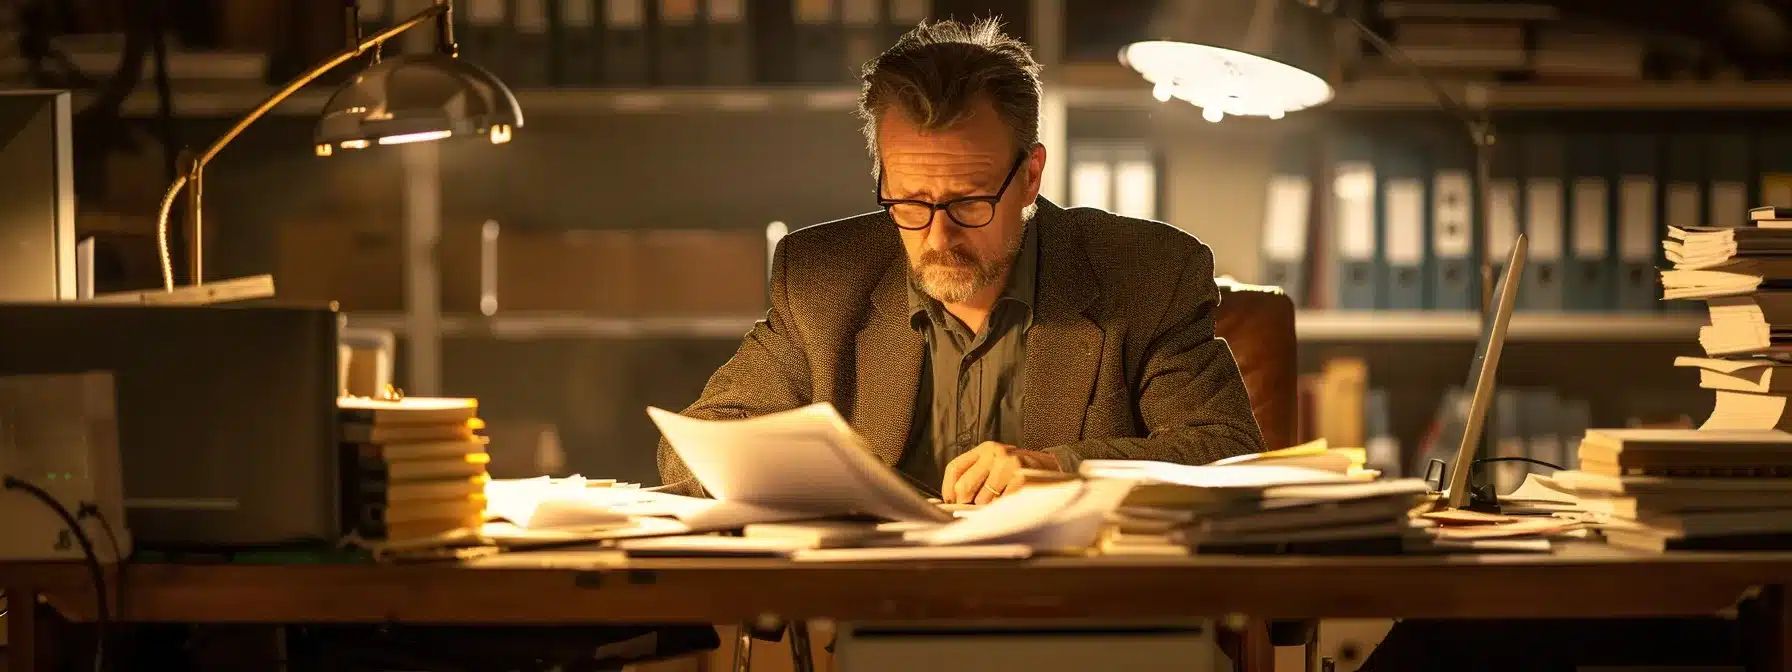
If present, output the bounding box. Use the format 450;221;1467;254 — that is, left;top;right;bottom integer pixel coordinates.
1026;143;1048;199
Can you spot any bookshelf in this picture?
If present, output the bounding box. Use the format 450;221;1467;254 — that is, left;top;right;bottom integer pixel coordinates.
1296;312;1704;342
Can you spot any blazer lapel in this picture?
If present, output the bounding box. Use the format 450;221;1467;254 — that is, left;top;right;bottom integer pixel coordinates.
1023;202;1104;450
853;258;923;465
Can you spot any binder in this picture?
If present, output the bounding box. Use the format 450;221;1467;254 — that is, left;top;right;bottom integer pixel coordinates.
357;0;391;45
508;0;554;87
1520;133;1566;312
1565;134;1612;312
1663;134;1706;313
1260;139;1314;306
1485;132;1523;301
842;0;882;78
462;0;510;75
1330;133;1379;311
793;0;846;82
1614;133;1660;312
1429;139;1476;311
888;0;929;40
1707;132;1752;227
654;0;703;84
555;0;601;85
703;0;753;85
601;0;651;85
1760;132;1792;208
1375;137;1427;310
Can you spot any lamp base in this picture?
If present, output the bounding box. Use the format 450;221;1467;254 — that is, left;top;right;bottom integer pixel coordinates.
86;274;276;306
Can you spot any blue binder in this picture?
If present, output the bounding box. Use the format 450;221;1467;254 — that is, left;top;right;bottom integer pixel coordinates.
1330;133;1380;311
555;0;601;85
1565;134;1613;312
601;0;651;85
1428;137;1477;311
653;0;703;85
1519;133;1566;312
1614;134;1660;312
1706;132;1752;227
702;0;754;85
508;0;554;87
1260;137;1316;306
1484;134;1524;309
1662;134;1707;314
1375;136;1428;310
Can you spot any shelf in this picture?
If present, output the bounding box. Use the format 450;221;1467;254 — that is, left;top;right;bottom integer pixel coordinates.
98;86;861;118
1297;311;1705;342
344;311;762;340
1058;62;1792;111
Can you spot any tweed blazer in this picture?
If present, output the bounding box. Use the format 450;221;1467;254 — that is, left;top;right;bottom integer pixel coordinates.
656;198;1266;496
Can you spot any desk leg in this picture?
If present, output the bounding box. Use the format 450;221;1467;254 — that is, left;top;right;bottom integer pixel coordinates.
5;589;35;672
1760;586;1792;672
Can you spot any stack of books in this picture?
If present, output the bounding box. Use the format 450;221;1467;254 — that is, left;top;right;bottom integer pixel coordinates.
1665;206;1792;431
1557;429;1792;552
338;396;491;545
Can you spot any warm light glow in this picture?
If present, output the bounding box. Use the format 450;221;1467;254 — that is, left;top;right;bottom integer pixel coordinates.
377;130;453;145
1120;40;1334;119
489;124;513;144
315;144;333;156
341;139;370;149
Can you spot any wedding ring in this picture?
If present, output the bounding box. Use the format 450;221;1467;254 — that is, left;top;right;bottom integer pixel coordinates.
982;484;1001;496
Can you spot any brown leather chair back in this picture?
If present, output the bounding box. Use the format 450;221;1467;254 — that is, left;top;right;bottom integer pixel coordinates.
1213;278;1297;451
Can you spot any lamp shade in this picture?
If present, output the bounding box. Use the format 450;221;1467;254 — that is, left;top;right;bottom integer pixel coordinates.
314;53;523;154
1120;0;1337;121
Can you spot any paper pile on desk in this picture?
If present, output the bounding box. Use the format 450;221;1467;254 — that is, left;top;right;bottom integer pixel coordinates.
1082;458;1436;555
1547;429;1792;552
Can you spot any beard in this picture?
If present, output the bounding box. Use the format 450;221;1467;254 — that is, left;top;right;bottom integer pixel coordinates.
910;222;1026;304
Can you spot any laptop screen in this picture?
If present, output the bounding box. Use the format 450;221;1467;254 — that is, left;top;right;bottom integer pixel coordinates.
1445;233;1529;508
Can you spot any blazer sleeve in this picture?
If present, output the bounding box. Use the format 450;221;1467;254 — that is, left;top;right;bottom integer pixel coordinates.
655;240;813;496
1043;243;1266;471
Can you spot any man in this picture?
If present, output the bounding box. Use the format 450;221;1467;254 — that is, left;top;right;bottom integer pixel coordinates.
657;18;1264;502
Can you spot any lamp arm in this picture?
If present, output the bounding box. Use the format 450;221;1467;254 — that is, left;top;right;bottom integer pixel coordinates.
1336;13;1499;313
154;0;452;292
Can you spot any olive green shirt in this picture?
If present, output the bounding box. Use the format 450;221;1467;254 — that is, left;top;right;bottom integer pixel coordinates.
897;223;1039;491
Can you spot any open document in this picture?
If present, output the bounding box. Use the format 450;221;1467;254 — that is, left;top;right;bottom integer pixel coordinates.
648;404;954;523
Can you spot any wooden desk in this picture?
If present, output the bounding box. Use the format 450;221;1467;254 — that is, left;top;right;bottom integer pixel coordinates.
5;545;1792;671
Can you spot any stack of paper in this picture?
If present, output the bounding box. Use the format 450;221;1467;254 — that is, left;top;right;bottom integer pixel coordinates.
1077;459;1438;555
338;396;491;545
1555;429;1792;552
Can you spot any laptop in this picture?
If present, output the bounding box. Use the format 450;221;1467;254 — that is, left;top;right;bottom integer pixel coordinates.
1434;232;1528;511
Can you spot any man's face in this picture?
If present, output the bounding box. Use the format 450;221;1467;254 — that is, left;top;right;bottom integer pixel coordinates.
877;97;1045;304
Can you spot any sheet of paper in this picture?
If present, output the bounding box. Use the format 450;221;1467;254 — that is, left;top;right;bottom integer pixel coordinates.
648;404;952;523
903;479;1135;549
791;544;1034;562
1079;460;1354;489
616;535;812;557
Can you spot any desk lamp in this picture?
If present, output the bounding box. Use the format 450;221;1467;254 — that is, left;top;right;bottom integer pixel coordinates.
145;0;522;301
1120;0;1497;311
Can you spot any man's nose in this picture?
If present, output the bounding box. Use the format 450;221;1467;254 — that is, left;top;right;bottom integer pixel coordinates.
922;210;956;249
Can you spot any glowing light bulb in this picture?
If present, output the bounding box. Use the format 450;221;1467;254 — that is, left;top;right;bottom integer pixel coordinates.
1202;106;1224;123
1152;81;1173;102
1269;110;1286;120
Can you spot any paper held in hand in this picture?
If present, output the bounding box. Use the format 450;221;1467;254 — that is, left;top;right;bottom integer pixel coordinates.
647;403;954;523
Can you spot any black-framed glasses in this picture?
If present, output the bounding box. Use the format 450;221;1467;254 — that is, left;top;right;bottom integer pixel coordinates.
877;150;1028;231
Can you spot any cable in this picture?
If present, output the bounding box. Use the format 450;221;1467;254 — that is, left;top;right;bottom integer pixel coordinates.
1471;456;1567;472
4;476;110;672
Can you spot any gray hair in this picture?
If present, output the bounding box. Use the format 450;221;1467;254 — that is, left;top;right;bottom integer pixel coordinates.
856;18;1043;176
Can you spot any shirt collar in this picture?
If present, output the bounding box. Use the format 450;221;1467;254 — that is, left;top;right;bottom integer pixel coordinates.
907;221;1039;329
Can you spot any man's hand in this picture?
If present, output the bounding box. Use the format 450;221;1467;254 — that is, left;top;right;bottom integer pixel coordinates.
941;442;1062;504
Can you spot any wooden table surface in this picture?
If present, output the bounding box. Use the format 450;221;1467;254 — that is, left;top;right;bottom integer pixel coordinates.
5;544;1792;624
